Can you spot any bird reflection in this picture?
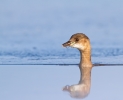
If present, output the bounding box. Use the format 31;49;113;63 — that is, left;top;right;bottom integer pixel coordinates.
63;67;92;99
62;33;92;99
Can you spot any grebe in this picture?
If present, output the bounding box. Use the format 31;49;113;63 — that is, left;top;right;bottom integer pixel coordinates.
62;33;92;99
62;33;92;67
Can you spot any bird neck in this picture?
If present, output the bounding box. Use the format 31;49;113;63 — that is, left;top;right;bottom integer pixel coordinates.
79;46;92;67
79;67;92;84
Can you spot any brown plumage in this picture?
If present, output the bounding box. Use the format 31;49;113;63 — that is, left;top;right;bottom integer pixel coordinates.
62;33;92;99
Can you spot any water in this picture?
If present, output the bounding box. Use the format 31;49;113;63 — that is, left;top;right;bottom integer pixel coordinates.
0;0;123;99
0;48;123;64
0;65;123;100
0;0;123;64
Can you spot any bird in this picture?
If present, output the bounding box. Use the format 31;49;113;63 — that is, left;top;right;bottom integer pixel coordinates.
62;33;92;99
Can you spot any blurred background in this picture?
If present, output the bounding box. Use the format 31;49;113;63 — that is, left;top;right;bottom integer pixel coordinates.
0;0;123;64
1;1;123;100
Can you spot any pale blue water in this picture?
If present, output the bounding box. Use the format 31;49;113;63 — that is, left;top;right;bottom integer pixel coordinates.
0;0;123;64
0;48;123;64
0;0;123;100
0;65;123;100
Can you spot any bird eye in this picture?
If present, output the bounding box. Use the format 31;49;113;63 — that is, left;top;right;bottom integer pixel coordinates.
75;38;79;42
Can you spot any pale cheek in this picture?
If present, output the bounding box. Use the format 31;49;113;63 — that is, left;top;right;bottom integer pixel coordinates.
72;44;84;49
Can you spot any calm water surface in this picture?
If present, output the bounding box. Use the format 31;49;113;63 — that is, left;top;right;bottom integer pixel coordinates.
0;0;123;100
0;65;123;100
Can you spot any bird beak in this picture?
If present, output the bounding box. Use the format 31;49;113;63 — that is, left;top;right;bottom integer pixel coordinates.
62;41;71;47
62;41;76;47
